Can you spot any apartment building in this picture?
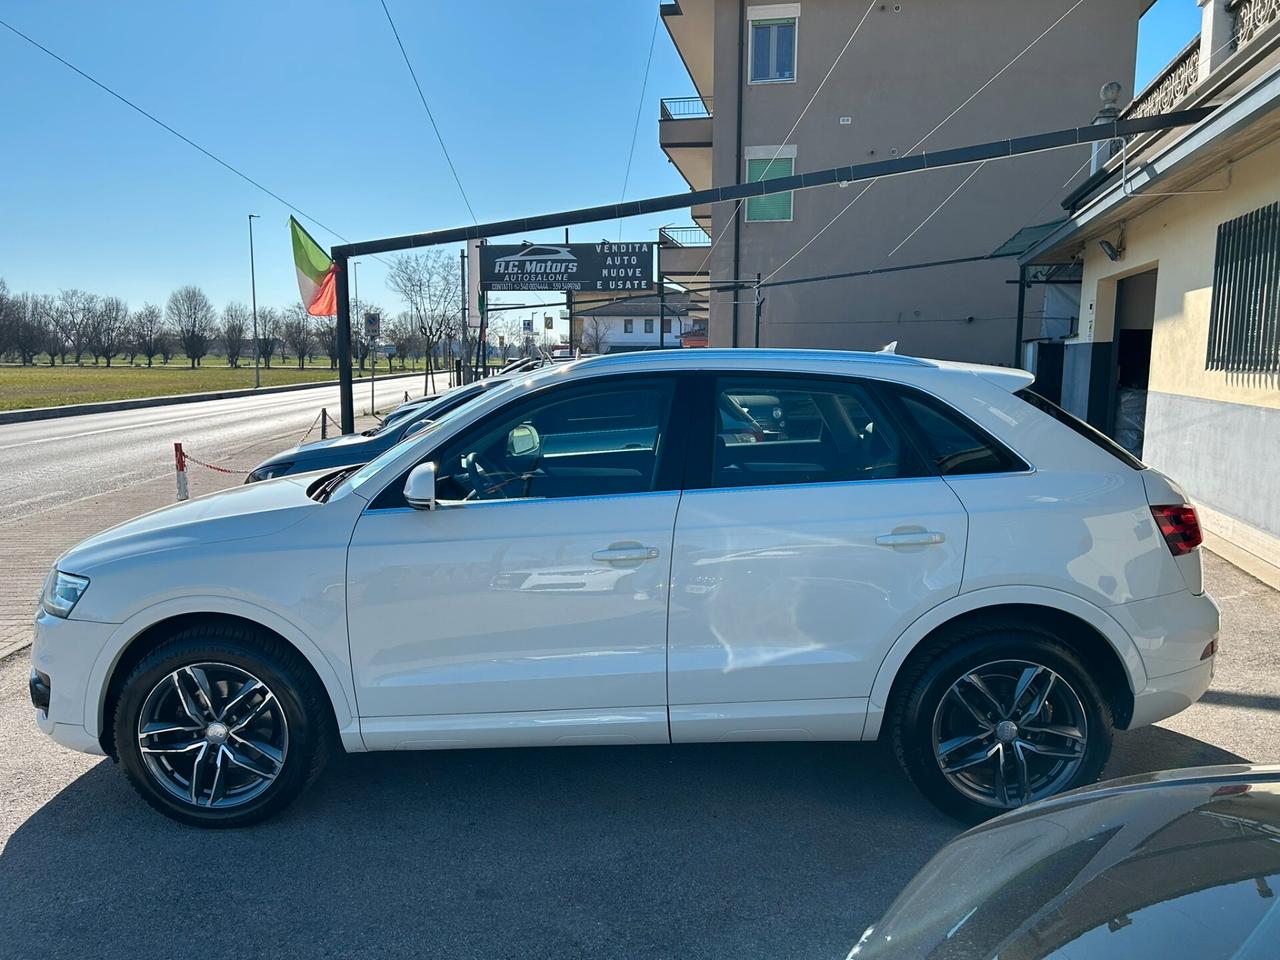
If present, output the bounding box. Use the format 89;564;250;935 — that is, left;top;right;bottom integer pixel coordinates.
657;0;1149;361
1019;0;1280;573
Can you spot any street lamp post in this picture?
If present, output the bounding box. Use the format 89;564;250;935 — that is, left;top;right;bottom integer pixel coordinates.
248;214;261;388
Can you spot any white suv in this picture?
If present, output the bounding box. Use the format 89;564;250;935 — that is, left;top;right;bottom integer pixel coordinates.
29;350;1219;826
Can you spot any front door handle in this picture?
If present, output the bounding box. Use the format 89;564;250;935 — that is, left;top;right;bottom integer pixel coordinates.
875;531;946;547
592;545;660;564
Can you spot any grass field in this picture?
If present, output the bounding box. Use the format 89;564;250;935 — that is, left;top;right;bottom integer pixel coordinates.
0;360;434;411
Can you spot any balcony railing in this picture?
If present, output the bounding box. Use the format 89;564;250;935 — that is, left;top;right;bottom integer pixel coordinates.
1121;34;1201;127
660;97;713;120
659;226;711;247
1231;0;1280;47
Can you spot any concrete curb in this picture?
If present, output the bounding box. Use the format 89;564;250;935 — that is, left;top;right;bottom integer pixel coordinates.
0;371;428;425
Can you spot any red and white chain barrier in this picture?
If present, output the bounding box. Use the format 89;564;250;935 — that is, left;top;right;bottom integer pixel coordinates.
173;442;244;501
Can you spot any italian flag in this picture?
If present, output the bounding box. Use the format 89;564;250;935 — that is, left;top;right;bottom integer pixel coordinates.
290;216;338;317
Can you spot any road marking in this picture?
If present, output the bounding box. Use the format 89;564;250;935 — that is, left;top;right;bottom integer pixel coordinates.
0;397;330;451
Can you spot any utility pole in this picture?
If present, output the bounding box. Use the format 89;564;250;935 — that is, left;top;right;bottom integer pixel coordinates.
248;214;260;388
754;272;763;348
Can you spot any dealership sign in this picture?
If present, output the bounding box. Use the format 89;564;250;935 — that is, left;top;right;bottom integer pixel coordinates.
478;242;655;292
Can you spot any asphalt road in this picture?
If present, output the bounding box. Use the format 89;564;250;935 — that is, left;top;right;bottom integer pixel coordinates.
0;373;430;524
1;553;1275;960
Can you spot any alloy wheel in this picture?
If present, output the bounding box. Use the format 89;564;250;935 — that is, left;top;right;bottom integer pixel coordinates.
931;659;1088;809
136;662;289;809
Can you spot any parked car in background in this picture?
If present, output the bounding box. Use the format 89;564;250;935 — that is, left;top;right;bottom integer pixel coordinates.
30;349;1217;826
243;377;511;482
852;764;1280;959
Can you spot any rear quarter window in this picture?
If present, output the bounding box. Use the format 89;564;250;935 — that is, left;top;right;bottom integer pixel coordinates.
883;385;1028;476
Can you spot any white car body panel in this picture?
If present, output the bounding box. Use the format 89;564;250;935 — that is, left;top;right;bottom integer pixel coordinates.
28;349;1219;765
666;477;967;729
346;491;678;727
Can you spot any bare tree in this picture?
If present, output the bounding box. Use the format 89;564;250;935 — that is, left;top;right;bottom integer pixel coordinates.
89;296;128;366
579;316;611;354
53;289;96;364
0;284;48;365
386;251;462;391
130;303;165;367
221;302;250;368
255;307;281;368
282;304;312;370
315;320;339;369
166;285;215;368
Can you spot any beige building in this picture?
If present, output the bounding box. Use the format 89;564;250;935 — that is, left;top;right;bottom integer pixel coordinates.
1021;0;1280;573
657;0;1149;360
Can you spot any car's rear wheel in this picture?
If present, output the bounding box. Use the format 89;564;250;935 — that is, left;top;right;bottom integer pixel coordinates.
112;622;330;827
889;621;1113;822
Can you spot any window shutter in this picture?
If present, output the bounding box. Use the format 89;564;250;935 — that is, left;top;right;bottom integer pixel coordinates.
746;157;794;222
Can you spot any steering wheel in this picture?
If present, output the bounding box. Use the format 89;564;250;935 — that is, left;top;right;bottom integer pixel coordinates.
462;451;518;500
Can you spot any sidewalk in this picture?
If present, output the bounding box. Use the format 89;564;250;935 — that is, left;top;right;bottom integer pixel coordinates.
0;411;382;660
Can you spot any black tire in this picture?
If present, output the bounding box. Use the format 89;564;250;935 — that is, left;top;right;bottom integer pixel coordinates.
112;620;331;828
888;620;1113;823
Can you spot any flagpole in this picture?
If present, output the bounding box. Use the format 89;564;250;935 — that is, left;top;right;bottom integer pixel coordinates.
248;214;261;389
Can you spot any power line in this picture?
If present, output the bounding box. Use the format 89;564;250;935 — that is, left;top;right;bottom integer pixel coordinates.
0;14;352;244
378;0;478;225
763;0;1091;283
884;160;988;259
619;12;661;241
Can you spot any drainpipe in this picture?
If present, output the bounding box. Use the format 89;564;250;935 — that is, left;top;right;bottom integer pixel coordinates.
731;0;746;347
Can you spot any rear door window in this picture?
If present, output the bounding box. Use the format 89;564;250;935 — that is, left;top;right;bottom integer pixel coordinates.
705;376;927;488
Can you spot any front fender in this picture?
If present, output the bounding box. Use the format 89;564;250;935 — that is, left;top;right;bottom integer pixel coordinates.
85;595;363;752
863;585;1147;740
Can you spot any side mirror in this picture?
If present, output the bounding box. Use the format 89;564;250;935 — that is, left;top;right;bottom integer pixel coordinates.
401;417;433;441
507;422;541;459
403;462;437;510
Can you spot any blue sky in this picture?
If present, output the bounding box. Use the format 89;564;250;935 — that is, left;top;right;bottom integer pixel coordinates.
1;0;1203;322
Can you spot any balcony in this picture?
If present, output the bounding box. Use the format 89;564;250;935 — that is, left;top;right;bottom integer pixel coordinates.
660;97;713;191
658;225;711;281
661;0;714;100
1118;0;1280;151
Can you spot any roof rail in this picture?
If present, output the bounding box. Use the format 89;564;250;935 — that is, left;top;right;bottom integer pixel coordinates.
573;348;934;368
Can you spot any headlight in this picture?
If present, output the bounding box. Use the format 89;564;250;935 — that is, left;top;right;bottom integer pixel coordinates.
41;570;90;618
245;461;294;484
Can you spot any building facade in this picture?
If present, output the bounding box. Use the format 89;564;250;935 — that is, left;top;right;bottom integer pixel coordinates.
1020;0;1280;572
658;0;1149;361
574;292;695;352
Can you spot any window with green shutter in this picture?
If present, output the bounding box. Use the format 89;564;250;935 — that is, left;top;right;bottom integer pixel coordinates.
746;156;794;222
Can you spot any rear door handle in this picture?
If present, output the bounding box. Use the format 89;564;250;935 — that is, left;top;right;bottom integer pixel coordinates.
592;546;660;563
875;531;946;547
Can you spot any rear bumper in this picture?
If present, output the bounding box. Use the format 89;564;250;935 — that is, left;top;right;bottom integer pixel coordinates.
1110;588;1220;679
1110;588;1219;728
1130;658;1214;729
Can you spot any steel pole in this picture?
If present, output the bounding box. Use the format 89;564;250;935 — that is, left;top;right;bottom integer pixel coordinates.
248;214;260;388
334;254;354;433
754;272;762;347
1014;264;1028;368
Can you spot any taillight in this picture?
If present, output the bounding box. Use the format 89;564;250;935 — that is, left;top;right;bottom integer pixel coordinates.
1151;504;1202;556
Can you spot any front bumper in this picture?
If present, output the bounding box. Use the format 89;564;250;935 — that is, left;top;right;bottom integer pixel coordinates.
29;609;115;756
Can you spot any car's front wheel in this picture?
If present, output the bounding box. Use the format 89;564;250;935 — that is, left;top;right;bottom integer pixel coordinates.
112;621;330;827
888;621;1113;821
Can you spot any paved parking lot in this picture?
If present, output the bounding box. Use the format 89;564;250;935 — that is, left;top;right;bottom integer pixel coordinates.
2;552;1276;960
